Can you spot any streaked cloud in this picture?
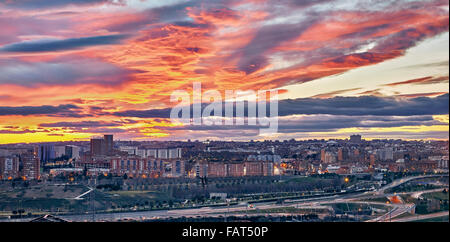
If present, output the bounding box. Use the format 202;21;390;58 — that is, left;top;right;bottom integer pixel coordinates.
0;34;129;53
112;94;449;118
0;0;448;142
0;104;84;117
0;57;138;86
384;76;449;87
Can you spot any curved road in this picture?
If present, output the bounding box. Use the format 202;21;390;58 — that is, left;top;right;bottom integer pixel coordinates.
3;174;447;222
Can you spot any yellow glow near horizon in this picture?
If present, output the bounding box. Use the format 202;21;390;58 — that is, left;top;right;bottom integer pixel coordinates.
433;115;449;124
336;125;449;134
0;132;93;144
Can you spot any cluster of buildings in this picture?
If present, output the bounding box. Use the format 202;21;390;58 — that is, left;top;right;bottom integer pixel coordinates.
0;134;448;181
72;135;277;179
191;161;274;178
119;146;182;159
286;136;449;175
247;154;281;162
73;135;186;178
0;147;40;180
39;144;80;164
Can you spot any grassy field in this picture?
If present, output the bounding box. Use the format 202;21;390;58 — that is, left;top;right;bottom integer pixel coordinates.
423;191;449;201
332;203;385;211
0;183;92;215
0;183;89;199
414;215;449;222
360;196;390;203
101;190;172;207
386;183;444;194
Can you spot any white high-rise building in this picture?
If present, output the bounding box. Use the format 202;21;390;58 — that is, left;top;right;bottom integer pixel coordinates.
137;149;146;158
119;146;138;155
54;146;66;158
378;148;394;161
146;149;157;158
168;148;182;159
65;145;80;160
157;149;168;159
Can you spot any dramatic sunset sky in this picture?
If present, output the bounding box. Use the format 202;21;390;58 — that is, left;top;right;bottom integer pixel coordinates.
0;0;448;143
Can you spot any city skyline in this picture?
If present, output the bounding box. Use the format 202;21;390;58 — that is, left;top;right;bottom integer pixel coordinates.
0;131;448;223
0;0;449;144
0;134;447;145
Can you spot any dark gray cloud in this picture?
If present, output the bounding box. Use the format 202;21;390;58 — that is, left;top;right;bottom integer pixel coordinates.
0;104;85;117
112;93;449;118
159;115;445;133
0;129;37;134
0;57;138;86
277;93;449;116
275;115;445;133
39;120;138;128
72;128;128;134
39;121;121;128
0;34;129;53
113;108;171;119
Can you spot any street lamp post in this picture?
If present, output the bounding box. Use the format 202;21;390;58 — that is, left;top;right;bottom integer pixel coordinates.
225;199;230;222
387;204;393;222
385;201;391;222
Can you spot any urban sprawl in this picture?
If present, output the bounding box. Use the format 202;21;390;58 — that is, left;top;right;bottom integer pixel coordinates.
0;134;448;181
0;135;448;222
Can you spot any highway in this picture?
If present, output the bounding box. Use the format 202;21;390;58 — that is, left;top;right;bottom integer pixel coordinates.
376;174;446;195
390;211;449;222
410;188;445;199
367;203;415;222
3;174;447;222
